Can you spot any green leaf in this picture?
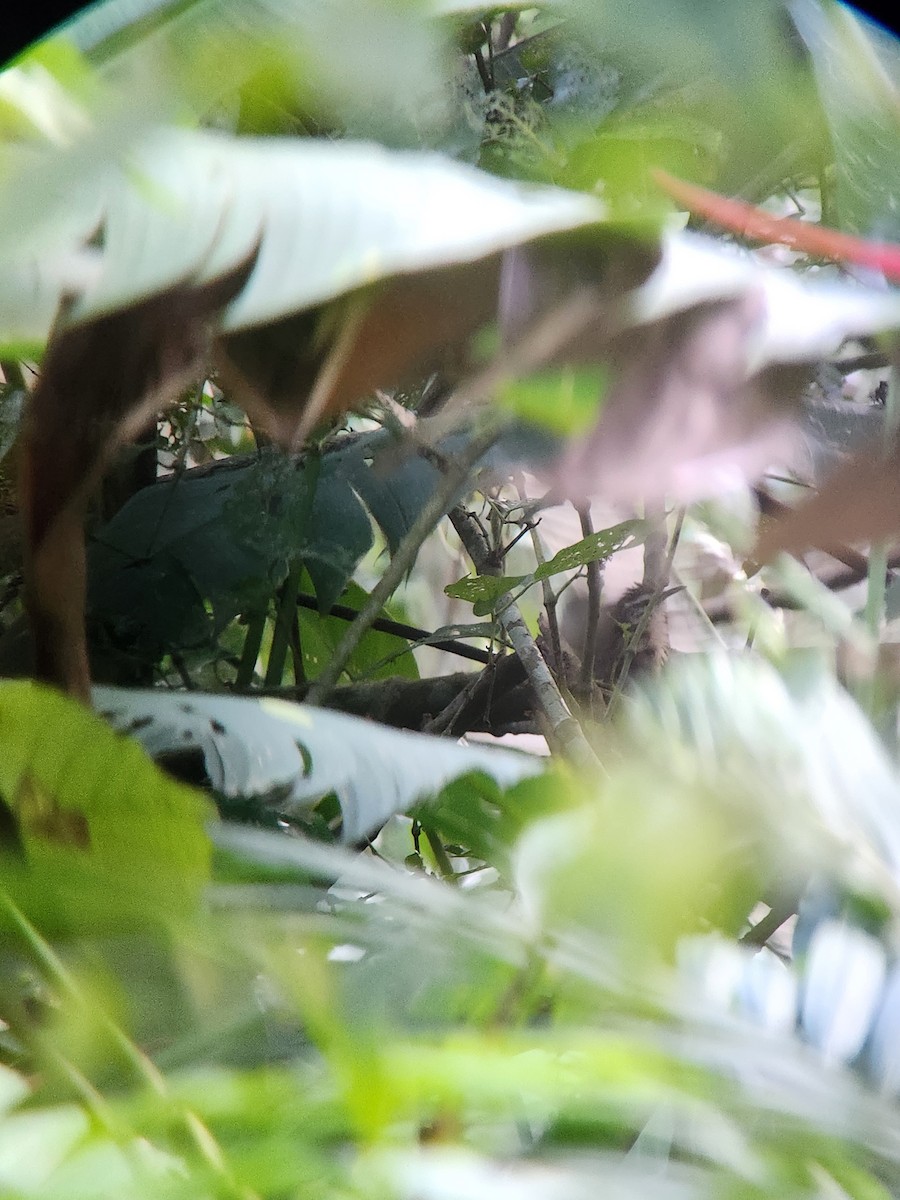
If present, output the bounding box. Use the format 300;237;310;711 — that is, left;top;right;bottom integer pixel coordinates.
793;2;900;241
88;435;461;668
0;681;212;934
444;573;525;615
298;576;420;684
534;520;644;577
497;366;608;436
445;520;643;614
68;128;608;330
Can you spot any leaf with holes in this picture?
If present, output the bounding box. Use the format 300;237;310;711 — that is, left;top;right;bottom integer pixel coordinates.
94;687;542;844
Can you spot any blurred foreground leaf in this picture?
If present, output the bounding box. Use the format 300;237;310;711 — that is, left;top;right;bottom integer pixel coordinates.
94;687;543;842
0;681;211;934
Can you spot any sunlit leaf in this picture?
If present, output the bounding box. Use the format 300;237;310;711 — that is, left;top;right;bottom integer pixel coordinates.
0;681;212;933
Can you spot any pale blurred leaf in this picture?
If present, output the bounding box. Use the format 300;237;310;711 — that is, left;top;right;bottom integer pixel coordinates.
94;687;542;843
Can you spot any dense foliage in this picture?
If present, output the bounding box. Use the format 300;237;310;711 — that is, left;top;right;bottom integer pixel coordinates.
1;2;900;1197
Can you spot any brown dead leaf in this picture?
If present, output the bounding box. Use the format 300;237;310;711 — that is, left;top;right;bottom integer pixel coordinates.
16;773;90;850
21;265;252;699
216;258;502;446
552;293;809;503
217;235;661;448
500;234;661;351
753;438;900;564
497;243;815;507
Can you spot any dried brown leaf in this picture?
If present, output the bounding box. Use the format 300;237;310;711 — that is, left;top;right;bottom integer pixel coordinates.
753;439;900;564
21;266;251;698
552;293;808;503
216;259;502;445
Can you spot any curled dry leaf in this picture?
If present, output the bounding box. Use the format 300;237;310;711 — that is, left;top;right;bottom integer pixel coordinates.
531;228;900;507
21;264;253;699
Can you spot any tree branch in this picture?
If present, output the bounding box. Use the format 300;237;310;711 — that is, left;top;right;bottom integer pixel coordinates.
575;502;602;692
448;504;598;769
258;666;535;734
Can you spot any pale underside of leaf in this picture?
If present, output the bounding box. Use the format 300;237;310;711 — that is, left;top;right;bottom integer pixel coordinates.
93;686;543;844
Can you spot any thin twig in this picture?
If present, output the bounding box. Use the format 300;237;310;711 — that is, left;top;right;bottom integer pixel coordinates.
575;502;602;691
518;480;561;669
606;508;684;717
641;500;669;594
294;593;493;665
289;609;306;685
494;11;518;53
424;661;490;734
265;560;303;687
740;903;795;948
235;608;267;689
422;824;457;880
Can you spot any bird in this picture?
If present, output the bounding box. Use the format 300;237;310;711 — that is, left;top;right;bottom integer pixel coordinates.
561;581;675;700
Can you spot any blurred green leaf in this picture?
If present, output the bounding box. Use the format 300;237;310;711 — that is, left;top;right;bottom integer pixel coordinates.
0;681;211;934
793;1;900;241
498;365;608;435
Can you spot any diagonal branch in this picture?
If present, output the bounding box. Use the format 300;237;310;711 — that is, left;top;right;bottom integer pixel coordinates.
448;504;599;770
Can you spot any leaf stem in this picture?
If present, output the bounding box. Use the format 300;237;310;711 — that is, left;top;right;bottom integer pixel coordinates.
575;503;602;693
266;560;304;686
422;824;456;880
235;608;267;689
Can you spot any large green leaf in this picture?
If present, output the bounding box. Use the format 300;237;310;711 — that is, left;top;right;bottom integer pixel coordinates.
87;435;444;661
72;127;607;329
0;680;211;933
93;686;543;843
0;122;618;363
793;0;900;241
